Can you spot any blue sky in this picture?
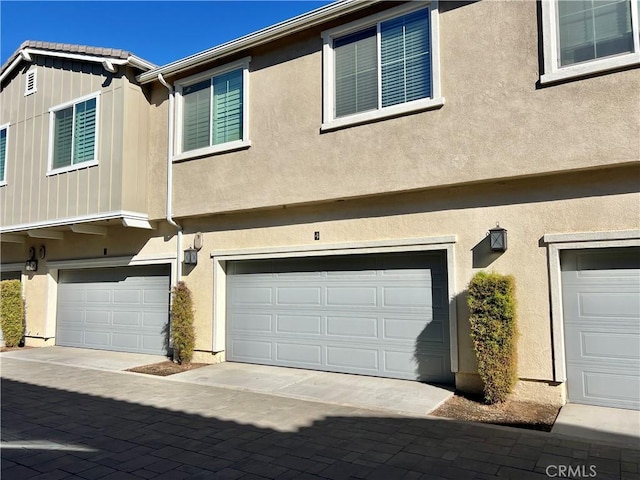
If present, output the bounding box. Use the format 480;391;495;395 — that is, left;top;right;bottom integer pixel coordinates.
1;1;332;66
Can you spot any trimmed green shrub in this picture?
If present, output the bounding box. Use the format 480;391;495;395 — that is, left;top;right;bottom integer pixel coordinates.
1;280;25;347
467;271;517;404
170;281;195;364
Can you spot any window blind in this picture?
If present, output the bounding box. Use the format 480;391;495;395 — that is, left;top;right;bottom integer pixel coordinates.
183;79;212;152
558;0;633;66
53;106;74;168
381;8;431;108
73;98;96;164
0;129;6;181
213;69;243;145
334;27;378;118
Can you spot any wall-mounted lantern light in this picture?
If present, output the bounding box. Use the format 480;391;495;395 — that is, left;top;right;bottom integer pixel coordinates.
183;247;198;265
25;246;38;271
489;224;508;252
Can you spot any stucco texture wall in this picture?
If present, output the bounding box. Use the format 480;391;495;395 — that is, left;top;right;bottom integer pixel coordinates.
161;0;639;218
177;165;639;383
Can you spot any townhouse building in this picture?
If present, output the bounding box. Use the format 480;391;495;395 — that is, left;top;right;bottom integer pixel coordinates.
1;0;639;410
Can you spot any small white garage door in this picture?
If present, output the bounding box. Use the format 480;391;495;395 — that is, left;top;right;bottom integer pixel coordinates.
562;247;640;410
56;265;170;355
226;252;452;383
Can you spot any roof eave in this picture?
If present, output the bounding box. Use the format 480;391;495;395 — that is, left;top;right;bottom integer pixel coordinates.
137;0;380;84
0;48;157;84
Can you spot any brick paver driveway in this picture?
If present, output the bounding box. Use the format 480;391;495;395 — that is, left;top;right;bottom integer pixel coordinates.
1;357;638;479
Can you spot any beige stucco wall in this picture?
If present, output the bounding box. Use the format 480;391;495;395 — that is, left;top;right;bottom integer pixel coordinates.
161;0;639;219
172;165;639;390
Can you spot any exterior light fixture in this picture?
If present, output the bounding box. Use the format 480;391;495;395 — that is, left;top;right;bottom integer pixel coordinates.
489;224;508;252
25;246;38;271
183;247;198;265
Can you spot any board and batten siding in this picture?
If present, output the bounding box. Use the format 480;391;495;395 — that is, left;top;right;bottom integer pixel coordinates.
0;58;151;228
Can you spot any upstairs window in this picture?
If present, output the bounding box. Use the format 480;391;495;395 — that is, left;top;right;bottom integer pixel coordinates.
541;0;640;84
322;2;443;131
0;124;8;185
48;93;99;174
175;58;250;160
25;68;37;96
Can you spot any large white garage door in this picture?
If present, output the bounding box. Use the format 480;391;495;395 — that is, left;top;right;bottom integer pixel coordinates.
562;247;640;410
226;252;452;383
56;265;170;355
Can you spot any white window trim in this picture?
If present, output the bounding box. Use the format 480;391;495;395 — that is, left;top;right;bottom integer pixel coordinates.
541;0;640;85
46;91;100;176
544;229;640;382
24;67;37;96
173;57;251;161
0;122;9;186
321;1;443;131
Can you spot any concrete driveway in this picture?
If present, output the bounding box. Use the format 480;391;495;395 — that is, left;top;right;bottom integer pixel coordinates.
2;356;639;480
1;347;453;417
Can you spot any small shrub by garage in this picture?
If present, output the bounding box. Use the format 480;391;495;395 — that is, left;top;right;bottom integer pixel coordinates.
0;279;25;347
170;281;195;364
467;271;517;404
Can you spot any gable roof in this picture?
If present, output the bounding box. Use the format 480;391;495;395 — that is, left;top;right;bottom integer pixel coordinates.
138;0;380;84
0;40;156;83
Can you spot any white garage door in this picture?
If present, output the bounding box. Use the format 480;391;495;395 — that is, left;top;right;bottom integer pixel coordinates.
226;252;452;383
56;265;170;355
562;247;640;410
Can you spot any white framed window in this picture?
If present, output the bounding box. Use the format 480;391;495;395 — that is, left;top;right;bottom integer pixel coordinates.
47;92;100;175
321;1;443;131
0;123;9;186
541;0;640;84
174;57;250;161
25;68;37;96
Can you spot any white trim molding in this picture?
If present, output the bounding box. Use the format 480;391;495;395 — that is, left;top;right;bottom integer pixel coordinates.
173;57;251;161
210;235;459;373
321;1;443;131
544;229;640;382
540;0;640;85
0;210;152;234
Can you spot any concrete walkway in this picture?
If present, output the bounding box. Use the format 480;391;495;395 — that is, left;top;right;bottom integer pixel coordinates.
2;357;639;480
1;347;453;417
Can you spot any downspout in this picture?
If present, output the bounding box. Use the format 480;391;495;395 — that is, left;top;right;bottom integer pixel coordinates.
157;73;182;284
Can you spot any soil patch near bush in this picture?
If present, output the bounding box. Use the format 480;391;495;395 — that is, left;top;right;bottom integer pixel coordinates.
126;361;208;377
431;392;560;432
1;346;34;353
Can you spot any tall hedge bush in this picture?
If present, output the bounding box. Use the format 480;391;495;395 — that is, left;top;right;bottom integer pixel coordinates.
171;281;195;364
1;280;25;347
467;271;517;404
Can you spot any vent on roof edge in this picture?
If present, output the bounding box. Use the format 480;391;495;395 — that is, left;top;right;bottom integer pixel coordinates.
24;69;37;96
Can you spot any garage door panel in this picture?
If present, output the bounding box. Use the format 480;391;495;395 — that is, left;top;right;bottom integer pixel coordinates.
278;286;322;305
562;248;640;410
227;252;452;382
326;315;377;337
230;339;273;362
112;311;140;327
56;266;170;355
327;345;378;371
276;343;322;364
86;311;109;325
276;314;321;335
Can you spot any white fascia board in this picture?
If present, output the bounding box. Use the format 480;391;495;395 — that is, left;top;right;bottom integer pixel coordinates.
137;0;380;84
70;224;108;235
0;211;152;234
1;48;156;84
